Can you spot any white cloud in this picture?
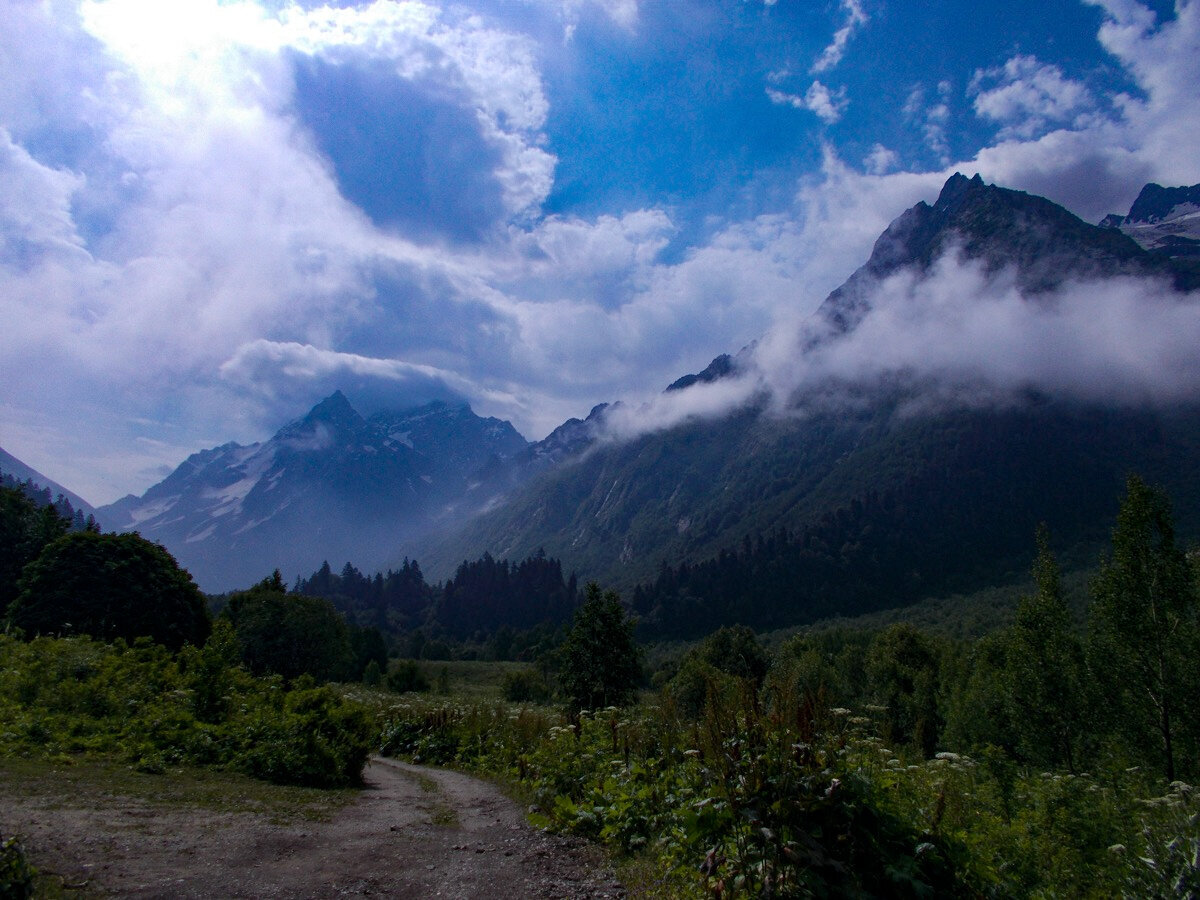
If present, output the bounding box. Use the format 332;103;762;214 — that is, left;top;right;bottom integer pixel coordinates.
3;0;1200;506
863;145;899;175
904;82;953;162
767;81;848;124
970;55;1096;138
811;0;868;74
608;249;1200;444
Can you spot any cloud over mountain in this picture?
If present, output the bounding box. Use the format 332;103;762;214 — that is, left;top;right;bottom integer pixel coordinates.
0;0;1198;504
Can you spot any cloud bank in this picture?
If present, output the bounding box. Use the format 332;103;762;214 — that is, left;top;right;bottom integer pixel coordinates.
0;0;1198;504
604;252;1200;443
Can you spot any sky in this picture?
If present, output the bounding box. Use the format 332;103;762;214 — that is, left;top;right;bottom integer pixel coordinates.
1;0;1198;504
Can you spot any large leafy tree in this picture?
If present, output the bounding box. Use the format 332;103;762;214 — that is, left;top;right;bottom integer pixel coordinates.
224;573;353;682
1088;475;1200;782
1006;525;1090;772
558;582;642;712
866;623;942;757
8;531;209;650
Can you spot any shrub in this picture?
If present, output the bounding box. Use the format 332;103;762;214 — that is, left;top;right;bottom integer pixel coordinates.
501;667;550;704
0;833;36;900
386;659;430;694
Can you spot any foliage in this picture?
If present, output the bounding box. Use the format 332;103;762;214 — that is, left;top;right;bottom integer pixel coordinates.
0;633;372;788
558;583;642;712
386;659;430;694
501;667;551;704
7;530;210;651
0;832;36;900
1088;475;1200;782
666;626;768;718
373;684;1200;897
223;575;353;682
0;485;70;616
293;550;579;644
866;623;943;758
1006;525;1090;771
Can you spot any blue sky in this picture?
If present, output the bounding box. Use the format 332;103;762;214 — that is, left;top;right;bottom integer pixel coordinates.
1;0;1198;503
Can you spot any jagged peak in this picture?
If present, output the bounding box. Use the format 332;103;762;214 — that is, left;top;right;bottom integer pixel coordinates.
292;390;365;434
934;172;985;210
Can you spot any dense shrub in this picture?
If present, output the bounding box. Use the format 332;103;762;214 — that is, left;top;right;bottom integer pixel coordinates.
0;633;372;788
0;833;36;900
501;667;551;704
385;659;430;693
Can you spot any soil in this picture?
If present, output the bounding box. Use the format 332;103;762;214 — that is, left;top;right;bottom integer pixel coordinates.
2;756;626;898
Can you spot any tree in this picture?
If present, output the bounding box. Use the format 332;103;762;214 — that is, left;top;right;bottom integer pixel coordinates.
224;576;353;682
1005;525;1090;772
558;582;642;712
867;623;942;757
0;486;69;615
7;530;210;650
1088;475;1200;782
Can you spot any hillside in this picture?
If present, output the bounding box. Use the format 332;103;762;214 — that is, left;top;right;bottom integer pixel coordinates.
417;175;1200;626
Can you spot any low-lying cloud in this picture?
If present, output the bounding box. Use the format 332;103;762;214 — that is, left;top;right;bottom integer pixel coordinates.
601;250;1200;441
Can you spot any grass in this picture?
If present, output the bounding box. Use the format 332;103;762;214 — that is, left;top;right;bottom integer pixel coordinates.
0;755;358;824
416;659;532;700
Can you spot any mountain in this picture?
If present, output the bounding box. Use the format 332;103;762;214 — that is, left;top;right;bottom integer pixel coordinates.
0;445;98;520
1100;182;1200;260
98;393;528;592
417;175;1200;631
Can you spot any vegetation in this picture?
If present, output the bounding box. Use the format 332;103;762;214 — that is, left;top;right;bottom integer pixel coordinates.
293;550;579;643
8;530;210;650
3;463;1199;895
0;831;36;900
558;582;643;712
0;630;372;788
369;475;1200;896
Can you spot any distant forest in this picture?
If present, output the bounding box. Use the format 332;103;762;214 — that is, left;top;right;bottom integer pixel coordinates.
0;472;98;534
292;551;580;657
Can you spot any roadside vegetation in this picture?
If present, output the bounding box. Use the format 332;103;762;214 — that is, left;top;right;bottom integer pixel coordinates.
2;475;1199;896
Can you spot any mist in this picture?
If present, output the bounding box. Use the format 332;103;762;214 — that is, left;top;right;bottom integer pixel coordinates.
599;249;1200;442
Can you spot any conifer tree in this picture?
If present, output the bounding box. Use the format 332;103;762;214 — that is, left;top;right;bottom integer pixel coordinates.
1006;525;1089;771
1088;475;1199;782
558;582;642;712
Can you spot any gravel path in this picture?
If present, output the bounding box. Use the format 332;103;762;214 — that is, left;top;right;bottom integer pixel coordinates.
3;756;626;898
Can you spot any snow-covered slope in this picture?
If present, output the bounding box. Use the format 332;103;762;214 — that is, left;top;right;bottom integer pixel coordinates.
1100;182;1200;258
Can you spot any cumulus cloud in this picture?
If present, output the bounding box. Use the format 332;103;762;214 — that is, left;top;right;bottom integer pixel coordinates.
863;144;899;175
962;1;1200;219
811;0;868;73
904;82;952;163
970;55;1097;138
3;0;1200;506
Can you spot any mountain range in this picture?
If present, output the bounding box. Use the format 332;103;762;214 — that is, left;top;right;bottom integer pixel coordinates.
48;172;1198;618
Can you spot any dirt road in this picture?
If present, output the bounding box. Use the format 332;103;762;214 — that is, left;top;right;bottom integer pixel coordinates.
3;756;625;898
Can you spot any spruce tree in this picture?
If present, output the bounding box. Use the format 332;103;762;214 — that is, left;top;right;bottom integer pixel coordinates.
1088;475;1199;782
1006;525;1089;771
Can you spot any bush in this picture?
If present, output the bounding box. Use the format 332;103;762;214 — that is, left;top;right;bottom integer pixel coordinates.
8;531;209;650
0;633;373;788
386;659;430;694
501;667;551;704
0;833;36;900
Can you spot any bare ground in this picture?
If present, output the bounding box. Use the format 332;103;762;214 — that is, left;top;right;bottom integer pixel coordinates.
1;756;626;898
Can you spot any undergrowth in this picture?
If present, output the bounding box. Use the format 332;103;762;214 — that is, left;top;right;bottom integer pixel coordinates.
0;630;373;788
376;688;1199;897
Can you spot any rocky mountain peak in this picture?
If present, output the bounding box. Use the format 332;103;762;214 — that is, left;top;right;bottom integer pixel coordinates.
1127;183;1200;224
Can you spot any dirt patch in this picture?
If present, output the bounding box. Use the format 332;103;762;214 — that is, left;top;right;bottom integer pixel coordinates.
2;756;625;898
